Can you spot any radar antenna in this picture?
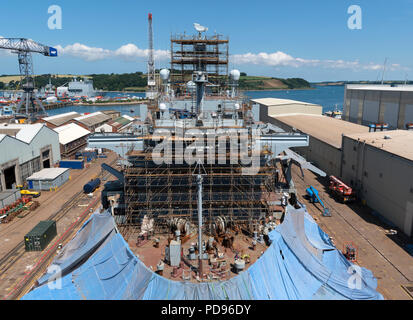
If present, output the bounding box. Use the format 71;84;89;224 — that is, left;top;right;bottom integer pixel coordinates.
193;23;208;38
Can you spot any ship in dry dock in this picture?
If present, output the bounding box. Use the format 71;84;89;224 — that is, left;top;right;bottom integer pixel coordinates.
22;23;383;300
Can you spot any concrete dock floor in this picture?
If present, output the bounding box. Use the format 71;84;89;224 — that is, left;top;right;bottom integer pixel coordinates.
292;165;413;300
0;152;117;299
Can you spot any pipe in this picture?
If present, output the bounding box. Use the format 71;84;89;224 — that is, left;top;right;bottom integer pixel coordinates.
197;174;203;276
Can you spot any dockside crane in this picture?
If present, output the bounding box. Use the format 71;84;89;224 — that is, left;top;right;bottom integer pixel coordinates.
0;38;57;122
146;13;156;100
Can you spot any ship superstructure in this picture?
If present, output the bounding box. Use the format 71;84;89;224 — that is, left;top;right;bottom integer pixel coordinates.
88;24;323;281
56;77;96;98
19;22;383;300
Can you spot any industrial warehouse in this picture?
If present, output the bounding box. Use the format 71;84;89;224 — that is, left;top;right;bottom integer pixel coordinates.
53;123;90;157
343;84;413;130
341;130;413;237
266;112;413;237
0;123;60;191
0;10;411;304
40;111;81;129
73;112;112;131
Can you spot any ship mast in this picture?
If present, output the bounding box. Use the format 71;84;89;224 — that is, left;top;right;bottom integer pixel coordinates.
146;13;156;99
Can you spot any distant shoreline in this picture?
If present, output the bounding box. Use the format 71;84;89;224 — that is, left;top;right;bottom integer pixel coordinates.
97;90;145;94
242;87;315;92
74;100;147;106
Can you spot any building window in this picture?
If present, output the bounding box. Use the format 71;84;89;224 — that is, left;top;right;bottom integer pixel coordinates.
20;161;31;181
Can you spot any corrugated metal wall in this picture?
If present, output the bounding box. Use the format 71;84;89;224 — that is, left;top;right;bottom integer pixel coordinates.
28;169;70;191
341;136;413;237
344;87;413;129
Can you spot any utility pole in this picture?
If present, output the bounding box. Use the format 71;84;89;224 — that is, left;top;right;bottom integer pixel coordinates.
381;57;388;85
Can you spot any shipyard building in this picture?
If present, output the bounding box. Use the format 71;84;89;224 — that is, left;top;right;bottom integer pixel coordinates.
251;99;413;237
101;110;121;120
95;115;134;133
252;98;323;123
0;123;60;191
343;84;413;130
53;123;91;158
72;112;112;131
341;130;413;236
269;114;369;177
39;112;81;129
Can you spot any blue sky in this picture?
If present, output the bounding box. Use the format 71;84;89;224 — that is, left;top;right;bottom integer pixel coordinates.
0;0;412;81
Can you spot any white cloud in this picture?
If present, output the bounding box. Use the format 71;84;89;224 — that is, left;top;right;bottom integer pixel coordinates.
231;51;406;72
53;42;407;73
232;51;318;68
55;43;111;61
55;42;169;62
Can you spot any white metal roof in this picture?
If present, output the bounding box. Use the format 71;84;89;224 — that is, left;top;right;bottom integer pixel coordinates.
53;123;91;145
0;123;45;143
346;84;413;92
94;123;113;133
42;112;80;126
42;111;79;121
344;130;413;162
27;168;69;181
74;111;102;121
122;115;134;121
251;98;319;107
74;112;111;127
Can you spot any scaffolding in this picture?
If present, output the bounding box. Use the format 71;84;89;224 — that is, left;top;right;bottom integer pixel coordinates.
122;136;279;237
170;33;229;93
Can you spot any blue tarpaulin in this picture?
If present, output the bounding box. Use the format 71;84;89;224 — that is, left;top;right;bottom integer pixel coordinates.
22;205;383;300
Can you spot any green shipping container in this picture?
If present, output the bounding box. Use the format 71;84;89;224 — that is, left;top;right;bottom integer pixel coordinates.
24;220;57;252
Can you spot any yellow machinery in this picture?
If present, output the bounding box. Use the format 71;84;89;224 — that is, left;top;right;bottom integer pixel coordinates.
20;189;41;198
17;185;41;198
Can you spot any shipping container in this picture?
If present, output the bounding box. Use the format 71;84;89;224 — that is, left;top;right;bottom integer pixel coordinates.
24;220;57;251
82;151;97;162
59;159;84;169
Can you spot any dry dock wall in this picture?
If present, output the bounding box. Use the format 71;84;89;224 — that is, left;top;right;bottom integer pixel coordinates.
341;133;413;237
268;114;369;178
260;100;413;237
269;116;342;177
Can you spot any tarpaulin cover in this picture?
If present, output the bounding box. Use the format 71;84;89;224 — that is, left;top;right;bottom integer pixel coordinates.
22;206;383;300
